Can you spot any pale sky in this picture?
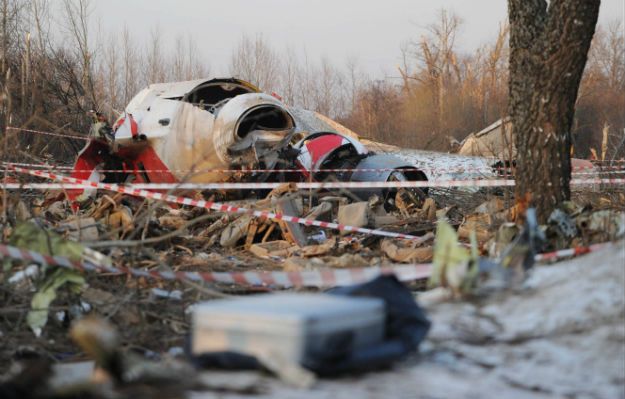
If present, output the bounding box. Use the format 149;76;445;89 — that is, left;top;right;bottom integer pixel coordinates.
91;0;624;78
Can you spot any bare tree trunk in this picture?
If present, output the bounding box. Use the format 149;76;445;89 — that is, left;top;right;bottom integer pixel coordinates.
62;0;98;111
146;27;166;85
121;26;137;105
508;0;600;221
280;46;299;106
1;0;7;79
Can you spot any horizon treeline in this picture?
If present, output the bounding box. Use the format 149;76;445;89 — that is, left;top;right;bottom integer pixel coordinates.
1;1;623;161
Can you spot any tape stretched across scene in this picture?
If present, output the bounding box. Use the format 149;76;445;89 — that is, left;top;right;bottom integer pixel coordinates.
2;178;624;191
3;161;625;175
11;166;424;240
0;242;610;288
5;126;90;141
533;242;609;262
0;243;432;288
5;167;625;242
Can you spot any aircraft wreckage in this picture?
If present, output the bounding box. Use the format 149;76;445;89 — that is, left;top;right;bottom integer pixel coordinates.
70;77;510;205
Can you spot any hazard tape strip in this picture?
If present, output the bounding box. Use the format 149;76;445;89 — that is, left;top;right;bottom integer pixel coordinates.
3;177;624;191
569;178;625;186
592;159;625;163
1;184;99;189
0;243;432;288
0;162;503;176
5;126;90;141
1;162;73;170
3;161;624;175
533;242;610;262
4;167;623;176
0;242;612;288
11;166;422;240
89;177;622;189
0;180;515;190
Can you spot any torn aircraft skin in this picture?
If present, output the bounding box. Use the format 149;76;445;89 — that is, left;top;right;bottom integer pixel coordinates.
68;77;489;203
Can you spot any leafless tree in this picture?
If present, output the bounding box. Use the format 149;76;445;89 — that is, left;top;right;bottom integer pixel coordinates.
184;35;209;80
592;21;625;90
414;9;462;135
575;19;625;159
145;27;167;85
313;57;342;118
279;45;299;106
297;49;314;110
1;0;29;128
229;33;280;92
169;34;209;81
120;26;139;106
103;32;119;116
0;1;619;168
345;56;366;113
61;0;97;110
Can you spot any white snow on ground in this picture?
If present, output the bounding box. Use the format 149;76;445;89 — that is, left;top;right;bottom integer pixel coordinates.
191;241;625;399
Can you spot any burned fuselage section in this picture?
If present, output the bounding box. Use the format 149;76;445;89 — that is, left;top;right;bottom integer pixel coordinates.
70;77;427;204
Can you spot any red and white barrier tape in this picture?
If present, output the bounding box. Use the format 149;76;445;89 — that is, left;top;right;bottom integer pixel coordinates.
573;170;625;175
3;163;501;175
533;242;610;262
2;161;73;170
591;159;625;163
0;243;431;288
3;177;624;191
575;165;625;171
11;166;422;240
3;161;624;175
5;126;90;141
0;180;512;190
4;167;623;175
570;178;625;186
0;242;612;288
1;183;95;189
88;176;621;189
0;161;502;175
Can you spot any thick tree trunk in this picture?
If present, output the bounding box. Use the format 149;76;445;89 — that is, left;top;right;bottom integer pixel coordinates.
508;0;600;221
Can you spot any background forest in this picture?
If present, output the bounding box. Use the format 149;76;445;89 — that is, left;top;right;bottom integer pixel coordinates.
0;1;623;161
